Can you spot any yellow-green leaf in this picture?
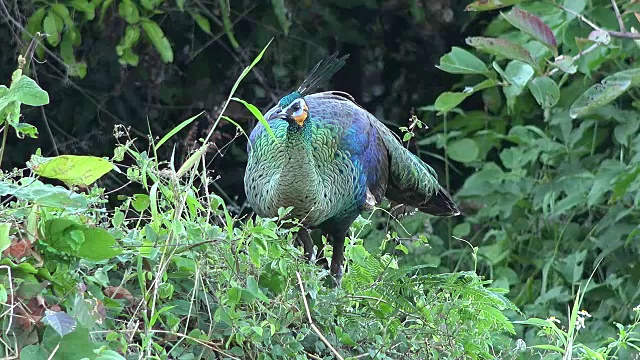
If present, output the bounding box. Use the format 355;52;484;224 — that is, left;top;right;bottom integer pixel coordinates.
28;155;117;186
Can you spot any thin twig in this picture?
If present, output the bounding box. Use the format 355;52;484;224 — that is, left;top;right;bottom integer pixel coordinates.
611;0;626;33
556;2;640;39
0;266;15;335
548;43;600;76
295;272;345;360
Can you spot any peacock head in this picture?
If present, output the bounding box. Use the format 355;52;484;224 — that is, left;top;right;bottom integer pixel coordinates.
265;52;349;130
269;92;310;128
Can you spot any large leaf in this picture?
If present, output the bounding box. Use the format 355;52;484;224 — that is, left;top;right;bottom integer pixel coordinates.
527;76;559;109
502;7;557;54
28;155;116;186
570;72;632;119
437;47;489;75
43;219;122;261
448;138;480;163
0;74;49;111
466;37;536;67
0;178;88;211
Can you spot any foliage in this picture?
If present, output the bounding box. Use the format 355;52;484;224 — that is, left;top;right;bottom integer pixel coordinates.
3;0;640;358
396;0;640;357
0;41;518;360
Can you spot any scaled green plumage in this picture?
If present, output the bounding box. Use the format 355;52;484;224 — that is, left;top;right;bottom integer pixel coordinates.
245;53;459;285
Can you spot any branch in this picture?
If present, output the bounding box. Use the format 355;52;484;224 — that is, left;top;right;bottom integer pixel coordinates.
296;272;345;360
556;2;640;39
611;0;626;33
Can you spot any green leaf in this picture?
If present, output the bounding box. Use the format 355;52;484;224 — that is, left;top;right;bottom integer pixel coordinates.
28;155;116;187
42;311;77;337
434;79;497;113
156;111;204;150
0;178;88;211
50;4;73;28
448;138;479;163
434;92;470;113
466;36;536;67
24;7;46;42
502;7;557;54
465;0;523;11
436;47;489;75
8;75;50;106
141;19;174;63
76;227;122;261
0;223;10;253
219;0;239;48
69;0;96;19
570;72;632;119
18;345;49;360
551;55;577;74
12;123;39;139
96;350;127;360
272;0;292;35
176;0;186;11
494;60;534;111
527;76;559;109
118;0;140;24
232;98;277;140
43;12;63;46
190;12;212;35
43;219;122;261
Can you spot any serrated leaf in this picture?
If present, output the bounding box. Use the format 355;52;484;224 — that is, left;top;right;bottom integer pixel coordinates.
28;155;116;186
141;19;174;63
528;76;559;109
466;36;536;67
437;47;489;74
502;7;557;54
570;72;632;118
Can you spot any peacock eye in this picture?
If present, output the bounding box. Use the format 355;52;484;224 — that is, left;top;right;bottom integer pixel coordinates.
291;102;300;111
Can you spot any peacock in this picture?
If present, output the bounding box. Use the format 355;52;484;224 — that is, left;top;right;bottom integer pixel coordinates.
244;53;460;285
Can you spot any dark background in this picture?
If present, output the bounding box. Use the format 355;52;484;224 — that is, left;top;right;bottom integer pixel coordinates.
0;0;473;204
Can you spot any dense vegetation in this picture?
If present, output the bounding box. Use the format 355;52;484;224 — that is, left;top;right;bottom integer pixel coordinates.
2;0;640;359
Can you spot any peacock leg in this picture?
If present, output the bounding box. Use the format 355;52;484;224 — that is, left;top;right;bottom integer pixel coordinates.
298;228;315;262
328;230;347;287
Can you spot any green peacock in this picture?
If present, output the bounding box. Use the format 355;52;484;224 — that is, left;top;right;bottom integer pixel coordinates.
245;53;459;285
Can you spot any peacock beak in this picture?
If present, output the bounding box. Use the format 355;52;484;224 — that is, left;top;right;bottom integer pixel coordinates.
267;109;289;122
